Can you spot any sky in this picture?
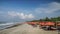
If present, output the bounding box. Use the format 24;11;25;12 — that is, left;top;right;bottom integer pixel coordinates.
0;0;60;22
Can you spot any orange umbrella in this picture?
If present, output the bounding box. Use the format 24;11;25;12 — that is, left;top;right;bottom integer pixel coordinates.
39;22;46;26
27;22;36;25
31;22;36;25
57;23;60;26
45;22;55;26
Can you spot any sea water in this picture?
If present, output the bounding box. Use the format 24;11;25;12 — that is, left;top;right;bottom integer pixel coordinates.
0;22;17;30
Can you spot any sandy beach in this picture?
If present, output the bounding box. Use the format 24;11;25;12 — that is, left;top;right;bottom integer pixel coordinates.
0;23;58;34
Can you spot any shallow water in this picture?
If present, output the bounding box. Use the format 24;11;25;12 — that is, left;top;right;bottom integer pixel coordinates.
0;22;16;30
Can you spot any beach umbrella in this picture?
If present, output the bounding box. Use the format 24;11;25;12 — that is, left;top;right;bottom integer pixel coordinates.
45;22;55;26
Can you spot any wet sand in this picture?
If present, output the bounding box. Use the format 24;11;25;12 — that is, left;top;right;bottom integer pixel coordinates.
0;23;58;34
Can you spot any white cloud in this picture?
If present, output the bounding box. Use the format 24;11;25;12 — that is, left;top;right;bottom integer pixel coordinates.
8;11;34;19
8;11;17;17
35;2;60;14
20;13;34;19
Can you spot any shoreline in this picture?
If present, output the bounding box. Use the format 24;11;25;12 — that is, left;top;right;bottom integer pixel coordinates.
0;23;58;34
0;23;23;31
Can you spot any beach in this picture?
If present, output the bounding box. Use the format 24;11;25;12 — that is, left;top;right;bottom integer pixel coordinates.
0;23;58;34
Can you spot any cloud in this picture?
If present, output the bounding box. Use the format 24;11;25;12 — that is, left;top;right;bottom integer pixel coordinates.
0;2;60;22
8;11;34;19
35;2;60;14
8;11;17;17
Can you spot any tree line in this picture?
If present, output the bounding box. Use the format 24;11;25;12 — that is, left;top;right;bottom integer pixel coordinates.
29;16;60;22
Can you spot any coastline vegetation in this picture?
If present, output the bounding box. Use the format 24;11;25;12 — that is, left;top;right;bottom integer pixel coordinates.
29;16;60;22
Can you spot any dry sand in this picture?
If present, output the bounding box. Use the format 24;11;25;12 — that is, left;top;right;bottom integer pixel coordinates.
0;23;58;34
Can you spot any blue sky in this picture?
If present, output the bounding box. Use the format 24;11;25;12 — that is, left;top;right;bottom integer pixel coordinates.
0;0;60;22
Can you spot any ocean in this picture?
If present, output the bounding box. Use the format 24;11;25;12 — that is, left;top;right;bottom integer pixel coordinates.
0;22;20;30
